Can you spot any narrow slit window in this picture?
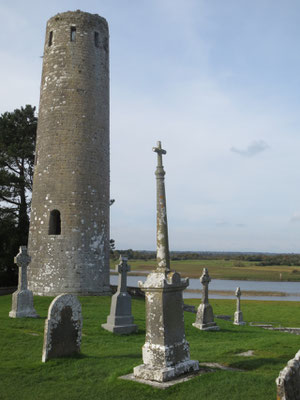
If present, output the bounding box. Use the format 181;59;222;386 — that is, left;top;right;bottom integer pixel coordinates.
49;210;61;235
70;26;76;42
48;31;53;46
94;31;99;47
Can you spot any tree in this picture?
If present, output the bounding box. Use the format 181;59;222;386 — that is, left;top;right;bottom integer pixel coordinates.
0;209;19;285
0;105;37;247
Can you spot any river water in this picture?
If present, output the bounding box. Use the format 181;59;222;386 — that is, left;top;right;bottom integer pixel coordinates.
110;274;300;301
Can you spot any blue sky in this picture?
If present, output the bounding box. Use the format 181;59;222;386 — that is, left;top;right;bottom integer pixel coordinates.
1;0;300;252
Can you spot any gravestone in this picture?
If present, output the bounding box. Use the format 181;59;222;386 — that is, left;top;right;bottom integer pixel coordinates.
276;350;300;399
233;287;246;325
42;294;82;362
102;255;137;334
193;268;219;331
9;246;39;318
133;142;199;382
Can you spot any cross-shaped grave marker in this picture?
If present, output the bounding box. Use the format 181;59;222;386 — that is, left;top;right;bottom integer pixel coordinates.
234;286;246;325
152;141;170;271
102;255;137;334
193;268;219;331
15;246;31;291
9;246;38;318
117;256;130;293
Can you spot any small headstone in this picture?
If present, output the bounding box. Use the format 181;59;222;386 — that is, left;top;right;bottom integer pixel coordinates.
9;246;39;318
42;294;82;362
234;287;246;325
193;268;219;331
276;350;300;399
102;255;137;334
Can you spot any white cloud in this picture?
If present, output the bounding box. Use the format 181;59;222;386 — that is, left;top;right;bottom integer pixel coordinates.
290;213;300;223
230;140;269;157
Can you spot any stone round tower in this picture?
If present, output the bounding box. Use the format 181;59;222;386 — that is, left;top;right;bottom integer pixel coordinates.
27;10;110;295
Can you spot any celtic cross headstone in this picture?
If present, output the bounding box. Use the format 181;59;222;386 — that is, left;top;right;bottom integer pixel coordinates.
102;255;137;334
193;268;219;331
9;246;39;318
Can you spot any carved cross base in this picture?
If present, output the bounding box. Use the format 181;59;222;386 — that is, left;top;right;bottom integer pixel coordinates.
234;311;246;326
102;292;137;334
133;271;199;382
193;303;219;331
9;289;39;318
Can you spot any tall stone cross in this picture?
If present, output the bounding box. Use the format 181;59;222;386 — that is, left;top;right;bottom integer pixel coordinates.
235;287;241;312
15;246;31;291
200;268;211;305
152;141;170;271
117;255;130;292
234;286;246;325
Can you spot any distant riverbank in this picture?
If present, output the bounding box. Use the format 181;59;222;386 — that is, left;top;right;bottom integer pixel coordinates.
110;258;300;282
110;273;300;301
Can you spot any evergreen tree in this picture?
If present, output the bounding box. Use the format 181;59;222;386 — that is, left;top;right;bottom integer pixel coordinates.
0;105;37;284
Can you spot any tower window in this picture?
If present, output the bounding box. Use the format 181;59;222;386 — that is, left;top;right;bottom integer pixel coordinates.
94;31;99;48
70;26;76;42
48;31;53;46
49;210;61;235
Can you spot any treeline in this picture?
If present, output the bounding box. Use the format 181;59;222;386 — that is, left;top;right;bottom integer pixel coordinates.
113;250;300;266
0;105;37;286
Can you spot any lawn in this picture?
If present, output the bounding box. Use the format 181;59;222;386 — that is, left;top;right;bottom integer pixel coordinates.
1;294;299;400
117;258;300;281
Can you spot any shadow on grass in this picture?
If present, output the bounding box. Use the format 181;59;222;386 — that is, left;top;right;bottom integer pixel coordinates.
197;327;260;335
230;356;288;371
67;353;141;360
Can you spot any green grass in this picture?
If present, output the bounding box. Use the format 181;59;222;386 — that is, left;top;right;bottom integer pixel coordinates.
116;259;300;281
1;294;299;399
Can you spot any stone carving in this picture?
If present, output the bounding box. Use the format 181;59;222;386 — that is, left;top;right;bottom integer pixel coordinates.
102;255;137;334
133;141;199;382
27;11;111;296
276;350;300;399
42;294;82;362
9;246;39;318
193;268;219;331
234;287;246;325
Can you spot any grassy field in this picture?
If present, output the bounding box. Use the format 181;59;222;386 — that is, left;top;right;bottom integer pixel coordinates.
114;258;300;281
1;294;300;399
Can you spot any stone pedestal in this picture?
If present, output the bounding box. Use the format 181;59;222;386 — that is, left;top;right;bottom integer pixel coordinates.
133;270;199;382
233;287;246;325
9;290;39;318
234;311;245;326
9;246;39;318
193;303;219;331
102;256;137;334
193;268;219;331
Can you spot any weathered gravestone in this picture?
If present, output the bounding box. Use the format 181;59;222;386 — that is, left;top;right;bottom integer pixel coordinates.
42;294;82;362
9;246;39;318
102;255;137;334
193;268;219;331
233;287;246;326
133;142;199;382
276;350;300;400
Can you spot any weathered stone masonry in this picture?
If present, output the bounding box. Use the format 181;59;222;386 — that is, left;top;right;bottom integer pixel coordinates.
28;11;110;295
